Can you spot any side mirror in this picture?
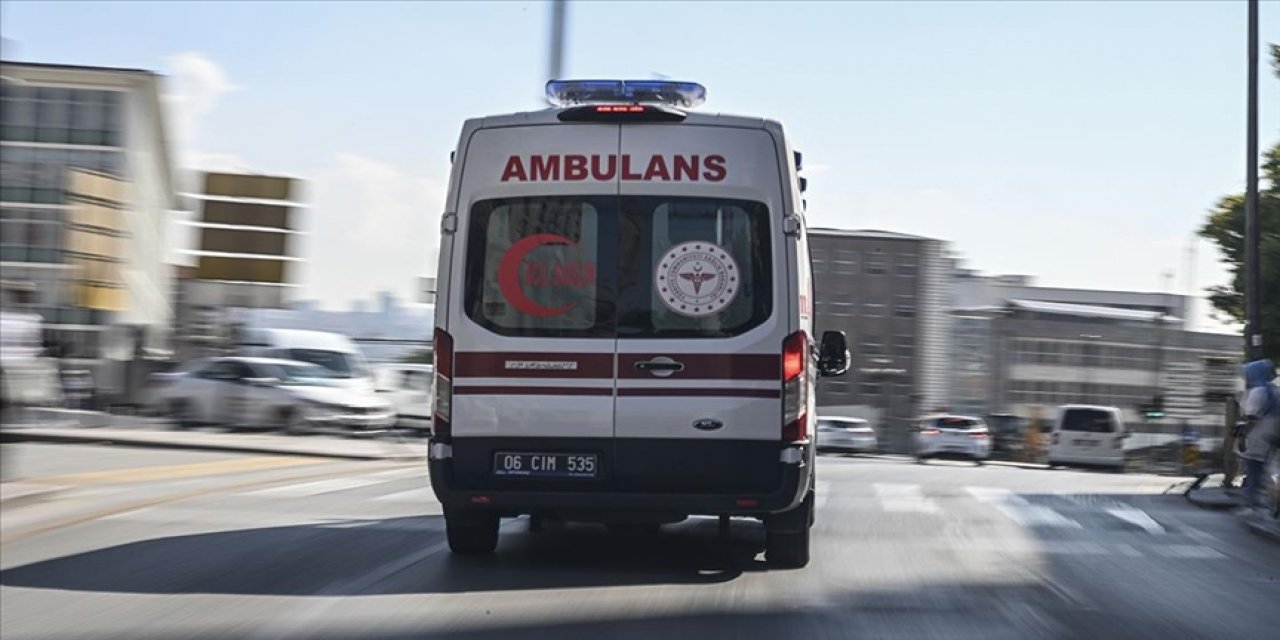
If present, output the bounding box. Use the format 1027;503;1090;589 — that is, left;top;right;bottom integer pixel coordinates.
244;377;279;388
817;330;850;377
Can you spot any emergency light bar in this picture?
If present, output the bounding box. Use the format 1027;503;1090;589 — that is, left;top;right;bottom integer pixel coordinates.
546;80;707;109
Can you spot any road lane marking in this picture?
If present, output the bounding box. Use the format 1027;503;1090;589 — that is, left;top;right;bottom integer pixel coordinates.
966;486;1081;529
874;483;940;513
371;486;436;504
0;464;419;545
1104;507;1166;535
28;456;324;486
243;477;389;497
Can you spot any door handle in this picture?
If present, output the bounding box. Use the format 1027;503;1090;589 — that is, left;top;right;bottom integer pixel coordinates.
634;357;685;374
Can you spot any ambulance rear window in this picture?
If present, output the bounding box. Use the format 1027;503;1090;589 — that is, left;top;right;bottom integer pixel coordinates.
617;197;771;338
464;197;612;337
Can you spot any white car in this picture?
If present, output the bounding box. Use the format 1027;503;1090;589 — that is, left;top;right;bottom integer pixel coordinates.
914;415;991;464
374;363;433;432
816;417;878;453
150;357;395;434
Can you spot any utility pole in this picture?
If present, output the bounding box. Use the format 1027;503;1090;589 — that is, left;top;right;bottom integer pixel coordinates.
546;0;568;99
1244;0;1261;361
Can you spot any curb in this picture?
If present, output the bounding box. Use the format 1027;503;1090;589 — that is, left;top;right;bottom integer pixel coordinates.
0;429;426;462
1184;489;1242;511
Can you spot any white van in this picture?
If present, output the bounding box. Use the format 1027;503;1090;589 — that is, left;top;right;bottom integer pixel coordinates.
236;328;375;394
429;80;850;567
1047;404;1127;471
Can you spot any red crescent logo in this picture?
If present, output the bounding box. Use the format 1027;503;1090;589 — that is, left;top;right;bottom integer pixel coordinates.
497;233;577;317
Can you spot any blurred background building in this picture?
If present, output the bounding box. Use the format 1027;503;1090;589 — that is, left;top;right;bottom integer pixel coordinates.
173;171;303;360
1;61;177;369
809;229;951;450
948;269;1238;429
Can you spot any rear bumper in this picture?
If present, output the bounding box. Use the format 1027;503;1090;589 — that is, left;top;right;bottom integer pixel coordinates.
819;435;878;452
428;440;812;516
917;442;990;459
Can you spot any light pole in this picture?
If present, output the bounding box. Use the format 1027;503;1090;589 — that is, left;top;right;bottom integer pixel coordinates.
1244;0;1261;360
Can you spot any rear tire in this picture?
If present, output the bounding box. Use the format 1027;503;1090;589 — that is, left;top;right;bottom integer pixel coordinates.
915;455;928;465
445;510;499;555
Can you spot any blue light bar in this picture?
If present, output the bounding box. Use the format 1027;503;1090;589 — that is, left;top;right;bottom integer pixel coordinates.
546;79;707;109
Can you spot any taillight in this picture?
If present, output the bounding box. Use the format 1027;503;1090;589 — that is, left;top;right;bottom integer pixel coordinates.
1051;432;1059;445
970;432;989;439
920;428;940;436
782;331;808;442
433;327;453;439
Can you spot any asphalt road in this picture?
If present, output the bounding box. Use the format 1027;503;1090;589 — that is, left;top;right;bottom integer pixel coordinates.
1;443;1277;640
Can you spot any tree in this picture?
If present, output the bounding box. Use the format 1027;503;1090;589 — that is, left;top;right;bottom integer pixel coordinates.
1197;44;1280;362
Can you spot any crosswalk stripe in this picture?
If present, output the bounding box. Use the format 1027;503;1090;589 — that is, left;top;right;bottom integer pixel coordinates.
244;477;389;498
965;486;1081;528
874;483;940;513
1104;507;1166;535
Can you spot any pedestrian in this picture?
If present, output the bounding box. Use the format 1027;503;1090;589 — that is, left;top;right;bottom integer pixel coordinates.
1237;359;1279;512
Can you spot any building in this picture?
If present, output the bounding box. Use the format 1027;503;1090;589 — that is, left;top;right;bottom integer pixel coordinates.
172;171;303;360
808;229;951;446
949;269;1239;428
1;61;177;364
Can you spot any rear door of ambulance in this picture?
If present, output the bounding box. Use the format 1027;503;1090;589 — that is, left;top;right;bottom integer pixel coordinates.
443;121;619;492
612;123;790;495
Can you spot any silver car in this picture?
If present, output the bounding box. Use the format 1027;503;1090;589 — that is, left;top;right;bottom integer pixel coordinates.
149;357;396;433
816;417;879;454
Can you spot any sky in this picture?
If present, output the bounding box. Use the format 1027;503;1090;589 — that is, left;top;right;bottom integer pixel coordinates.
1;0;1276;330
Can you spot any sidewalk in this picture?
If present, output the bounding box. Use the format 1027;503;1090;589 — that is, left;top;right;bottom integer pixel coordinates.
1;426;427;461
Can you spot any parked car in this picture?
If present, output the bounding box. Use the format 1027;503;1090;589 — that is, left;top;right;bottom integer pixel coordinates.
816;417;878;453
149;356;395;434
236;328;376;394
1047;404;1127;472
374;363;433;432
914;415;991;465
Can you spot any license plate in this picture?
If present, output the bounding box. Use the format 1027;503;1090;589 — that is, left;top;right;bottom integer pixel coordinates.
493;452;598;479
1073;439;1095;447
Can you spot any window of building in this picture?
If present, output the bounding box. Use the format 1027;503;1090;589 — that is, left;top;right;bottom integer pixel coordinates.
894;335;914;355
860;381;883;395
865;257;886;275
863;301;885;317
894;295;916;318
859;338;884;355
897;254;918;277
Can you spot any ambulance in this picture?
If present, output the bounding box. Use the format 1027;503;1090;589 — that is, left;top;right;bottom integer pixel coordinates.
429;80;850;567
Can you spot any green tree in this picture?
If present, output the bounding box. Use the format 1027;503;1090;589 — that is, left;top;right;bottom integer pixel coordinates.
1198;45;1280;361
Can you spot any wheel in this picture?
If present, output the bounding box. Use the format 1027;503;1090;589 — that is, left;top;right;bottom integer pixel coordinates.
915;456;928;465
170;399;197;428
766;529;810;568
445;510;499;555
279;408;307;435
974;458;985;466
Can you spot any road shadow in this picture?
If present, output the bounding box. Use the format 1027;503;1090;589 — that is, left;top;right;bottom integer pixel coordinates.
0;515;766;596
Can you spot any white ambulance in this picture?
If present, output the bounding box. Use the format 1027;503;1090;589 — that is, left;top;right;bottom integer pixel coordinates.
429;80;850;567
